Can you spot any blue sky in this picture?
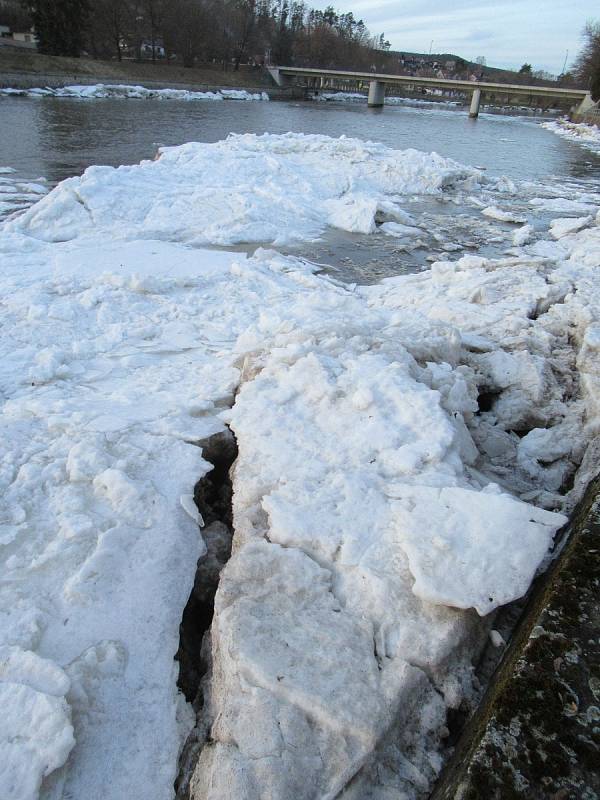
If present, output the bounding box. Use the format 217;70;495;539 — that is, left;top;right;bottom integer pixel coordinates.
311;0;598;74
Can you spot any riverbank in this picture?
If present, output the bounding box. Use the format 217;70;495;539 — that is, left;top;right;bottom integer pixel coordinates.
572;109;600;126
0;48;297;96
542;117;600;152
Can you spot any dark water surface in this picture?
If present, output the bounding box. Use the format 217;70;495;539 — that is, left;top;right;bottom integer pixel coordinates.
2;95;600;184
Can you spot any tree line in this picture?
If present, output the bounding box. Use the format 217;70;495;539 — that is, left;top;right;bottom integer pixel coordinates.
12;0;392;70
574;21;600;100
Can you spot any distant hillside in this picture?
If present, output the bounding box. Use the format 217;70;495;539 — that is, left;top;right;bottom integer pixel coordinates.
386;49;580;89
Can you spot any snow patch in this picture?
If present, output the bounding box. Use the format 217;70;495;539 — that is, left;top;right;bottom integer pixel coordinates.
542;117;600;153
0;84;269;102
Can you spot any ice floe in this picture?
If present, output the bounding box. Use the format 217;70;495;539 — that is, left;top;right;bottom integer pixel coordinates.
1;133;599;800
6;133;480;246
312;91;461;109
0;170;48;223
542;117;600;153
0;84;269;101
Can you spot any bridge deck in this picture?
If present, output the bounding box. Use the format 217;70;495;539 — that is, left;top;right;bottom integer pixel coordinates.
275;66;587;101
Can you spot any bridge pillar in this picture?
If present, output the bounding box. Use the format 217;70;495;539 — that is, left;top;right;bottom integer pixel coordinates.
368;80;385;108
267;67;293;88
574;92;597;116
469;88;481;118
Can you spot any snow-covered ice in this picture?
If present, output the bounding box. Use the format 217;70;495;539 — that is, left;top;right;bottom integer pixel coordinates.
312;91;460;109
0;170;48;223
482;205;527;224
542;117;600;153
549;215;593;239
0;84;269;102
6;133;479;246
1;132;599;800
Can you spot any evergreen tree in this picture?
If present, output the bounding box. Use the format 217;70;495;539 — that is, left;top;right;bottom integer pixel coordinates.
27;0;90;57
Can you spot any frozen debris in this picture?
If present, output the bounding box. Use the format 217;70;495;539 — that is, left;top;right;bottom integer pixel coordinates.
0;133;598;799
391;486;565;615
380;221;424;237
6;133;480;246
530;196;598;214
482;205;527;224
0;172;48;223
513;223;533;246
313;90;366;102
180;495;205;527
549;215;593;239
312;91;460;109
0;84;269;101
542;118;600;153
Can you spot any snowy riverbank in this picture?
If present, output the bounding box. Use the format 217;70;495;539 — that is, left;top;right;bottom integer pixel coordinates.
1;133;599;800
0;84;269;101
542;117;600;153
312;90;461;109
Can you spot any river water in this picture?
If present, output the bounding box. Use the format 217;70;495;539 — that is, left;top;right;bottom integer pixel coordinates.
2;96;600;281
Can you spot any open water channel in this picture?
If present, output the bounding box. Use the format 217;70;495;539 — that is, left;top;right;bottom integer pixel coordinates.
2;95;600;281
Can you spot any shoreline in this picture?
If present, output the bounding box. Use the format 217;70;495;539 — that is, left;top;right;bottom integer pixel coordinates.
0;50;573;111
0;70;298;99
0;48;299;97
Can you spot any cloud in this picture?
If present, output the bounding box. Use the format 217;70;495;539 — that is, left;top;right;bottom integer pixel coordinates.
310;0;597;72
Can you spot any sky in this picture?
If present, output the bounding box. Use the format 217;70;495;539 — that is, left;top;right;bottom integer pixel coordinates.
311;0;598;74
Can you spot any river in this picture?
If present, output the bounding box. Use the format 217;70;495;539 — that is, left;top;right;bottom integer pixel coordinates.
2;95;600;281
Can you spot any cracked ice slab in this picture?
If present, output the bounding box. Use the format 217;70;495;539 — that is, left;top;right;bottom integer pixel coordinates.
0;133;598;799
389;485;565;615
5;132;480;245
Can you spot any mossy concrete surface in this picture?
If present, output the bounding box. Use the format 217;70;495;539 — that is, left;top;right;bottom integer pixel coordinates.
431;476;600;800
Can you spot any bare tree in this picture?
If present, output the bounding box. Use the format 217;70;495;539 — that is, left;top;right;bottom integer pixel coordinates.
162;0;209;67
574;21;600;100
89;0;132;60
231;0;257;70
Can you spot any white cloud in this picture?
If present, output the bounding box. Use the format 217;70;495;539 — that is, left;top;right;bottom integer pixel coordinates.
310;0;597;73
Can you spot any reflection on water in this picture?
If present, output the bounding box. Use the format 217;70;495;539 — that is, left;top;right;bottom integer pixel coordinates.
2;95;600;185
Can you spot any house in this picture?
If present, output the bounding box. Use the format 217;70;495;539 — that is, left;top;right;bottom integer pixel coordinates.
140;40;165;58
12;30;35;44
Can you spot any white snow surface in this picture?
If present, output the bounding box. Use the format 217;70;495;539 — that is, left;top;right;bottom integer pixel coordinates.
0;84;269;101
0;170;48;223
313;91;460;109
482;205;527;224
1;132;598;800
6;133;479;246
542;117;600;152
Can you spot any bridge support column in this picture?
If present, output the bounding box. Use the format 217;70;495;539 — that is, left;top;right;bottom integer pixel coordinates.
469;88;481;118
267;67;293;88
574;91;597;116
368;80;385;108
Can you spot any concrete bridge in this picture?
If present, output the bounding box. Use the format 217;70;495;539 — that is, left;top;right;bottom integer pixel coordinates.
269;66;593;118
